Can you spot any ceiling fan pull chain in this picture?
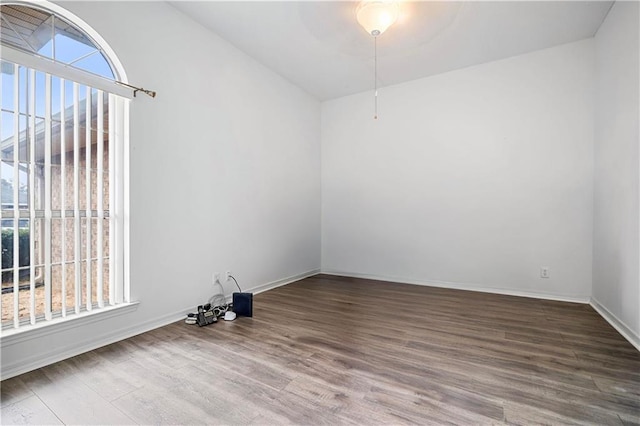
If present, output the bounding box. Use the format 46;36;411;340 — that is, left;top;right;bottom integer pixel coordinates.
374;35;378;120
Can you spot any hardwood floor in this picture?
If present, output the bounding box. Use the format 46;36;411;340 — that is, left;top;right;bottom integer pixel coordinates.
1;274;639;425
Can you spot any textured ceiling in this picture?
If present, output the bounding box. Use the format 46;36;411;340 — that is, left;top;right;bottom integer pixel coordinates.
170;1;613;101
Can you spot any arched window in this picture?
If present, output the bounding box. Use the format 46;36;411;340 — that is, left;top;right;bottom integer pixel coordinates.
1;4;115;79
0;1;130;331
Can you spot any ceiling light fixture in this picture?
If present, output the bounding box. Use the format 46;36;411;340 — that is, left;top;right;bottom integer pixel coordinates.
356;0;399;37
356;0;399;119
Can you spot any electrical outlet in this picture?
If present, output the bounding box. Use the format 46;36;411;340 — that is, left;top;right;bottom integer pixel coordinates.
224;271;231;282
540;267;550;279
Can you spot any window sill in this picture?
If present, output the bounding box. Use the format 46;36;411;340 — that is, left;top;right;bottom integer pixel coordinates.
0;302;140;346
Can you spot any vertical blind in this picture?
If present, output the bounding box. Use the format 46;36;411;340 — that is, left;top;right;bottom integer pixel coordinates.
0;60;126;330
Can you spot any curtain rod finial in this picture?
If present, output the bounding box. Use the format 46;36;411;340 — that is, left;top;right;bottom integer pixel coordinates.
117;81;156;98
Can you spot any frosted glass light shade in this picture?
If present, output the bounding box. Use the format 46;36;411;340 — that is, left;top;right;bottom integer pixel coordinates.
356;1;399;36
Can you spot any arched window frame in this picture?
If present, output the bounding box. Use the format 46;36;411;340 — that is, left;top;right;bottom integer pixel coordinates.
0;0;131;333
1;1;131;98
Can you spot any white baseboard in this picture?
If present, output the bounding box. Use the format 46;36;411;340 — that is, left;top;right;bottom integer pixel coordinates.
590;297;640;351
320;270;591;304
1;268;320;380
248;269;320;295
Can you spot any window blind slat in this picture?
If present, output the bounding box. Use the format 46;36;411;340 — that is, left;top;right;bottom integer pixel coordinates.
108;94;115;306
12;63;20;329
0;66;3;323
85;86;92;311
96;90;104;308
44;73;52;321
60;78;67;318
122;99;130;303
0;68;1;324
73;82;81;315
114;97;123;305
28;68;36;325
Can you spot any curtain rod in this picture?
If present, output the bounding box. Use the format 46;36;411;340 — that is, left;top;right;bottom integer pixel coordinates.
116;81;157;98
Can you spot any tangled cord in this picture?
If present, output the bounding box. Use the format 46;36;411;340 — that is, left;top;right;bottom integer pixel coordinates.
208;293;226;310
205;274;242;317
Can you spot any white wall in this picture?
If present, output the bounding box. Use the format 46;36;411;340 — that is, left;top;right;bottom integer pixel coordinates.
1;1;321;378
592;1;640;345
322;40;595;301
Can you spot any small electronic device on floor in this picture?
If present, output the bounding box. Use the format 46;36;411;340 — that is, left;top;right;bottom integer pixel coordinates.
232;292;253;317
196;304;218;326
187;275;252;326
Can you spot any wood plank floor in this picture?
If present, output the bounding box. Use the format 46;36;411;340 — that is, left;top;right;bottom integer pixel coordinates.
2;274;639;425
